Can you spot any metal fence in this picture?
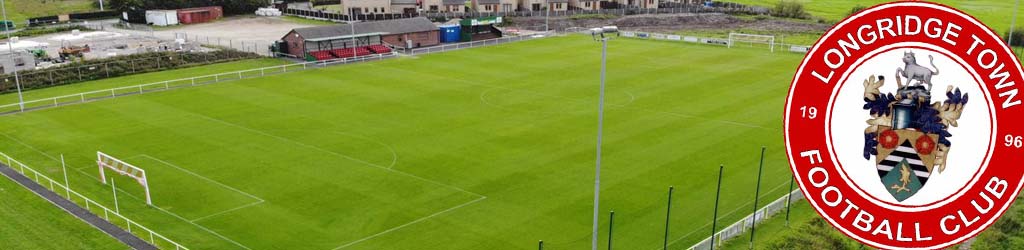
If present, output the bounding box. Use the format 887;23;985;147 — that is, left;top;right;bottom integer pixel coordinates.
167;32;275;57
0;53;399;114
283;8;419;22
420;5;763;19
616;30;812;54
1;52;256;93
0;152;190;250
689;188;805;250
408;32;553;55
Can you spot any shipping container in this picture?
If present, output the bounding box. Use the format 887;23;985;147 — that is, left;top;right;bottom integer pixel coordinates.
145;10;179;26
177;6;223;25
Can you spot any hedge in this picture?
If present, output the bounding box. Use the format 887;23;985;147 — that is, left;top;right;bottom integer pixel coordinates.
0;50;259;94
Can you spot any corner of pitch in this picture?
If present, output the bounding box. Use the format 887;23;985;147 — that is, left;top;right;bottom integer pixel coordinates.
797;149;1009;242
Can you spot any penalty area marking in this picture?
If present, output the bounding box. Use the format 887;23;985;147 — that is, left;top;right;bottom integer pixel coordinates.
331;196;488;250
127;154;267;222
0;132;254;250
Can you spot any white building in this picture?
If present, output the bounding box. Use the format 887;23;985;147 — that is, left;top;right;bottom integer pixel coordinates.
145;10;179;26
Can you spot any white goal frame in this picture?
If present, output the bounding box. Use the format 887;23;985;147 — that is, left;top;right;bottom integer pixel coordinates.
97;152;152;205
728;33;776;53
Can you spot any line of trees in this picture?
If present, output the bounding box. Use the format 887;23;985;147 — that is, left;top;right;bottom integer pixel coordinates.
99;0;270;15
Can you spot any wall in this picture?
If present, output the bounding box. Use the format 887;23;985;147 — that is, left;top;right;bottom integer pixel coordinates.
382;30;440;48
342;0;392;14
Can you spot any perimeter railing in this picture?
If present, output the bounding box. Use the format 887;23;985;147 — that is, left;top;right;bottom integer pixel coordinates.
615;30;813;54
689;188;805;250
0;53;397;115
0;152;190;250
0;32;556;115
408;32;554;55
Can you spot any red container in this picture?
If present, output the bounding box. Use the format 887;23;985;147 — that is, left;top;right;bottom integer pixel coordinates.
177;6;222;24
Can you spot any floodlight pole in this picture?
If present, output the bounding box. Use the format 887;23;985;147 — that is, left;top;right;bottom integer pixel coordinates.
1;0;24;112
1010;0;1020;47
545;0;549;31
350;22;357;58
590;35;609;250
99;0;104;11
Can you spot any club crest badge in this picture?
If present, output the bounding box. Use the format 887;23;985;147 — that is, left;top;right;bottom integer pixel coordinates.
784;2;1024;249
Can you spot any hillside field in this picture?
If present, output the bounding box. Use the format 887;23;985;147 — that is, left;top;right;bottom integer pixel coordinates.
2;0;96;25
0;35;802;249
725;0;1024;32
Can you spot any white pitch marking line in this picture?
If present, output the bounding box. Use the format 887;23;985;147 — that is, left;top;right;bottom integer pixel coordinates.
331;196;488;250
656;181;791;250
133;154;265;203
191;113;485;199
0;133;254;250
384;64;769;130
190;200;265;222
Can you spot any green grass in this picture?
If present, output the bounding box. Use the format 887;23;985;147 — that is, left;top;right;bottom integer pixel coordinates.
724;0;1024;32
0;36;802;250
2;0;96;25
0;58;291;106
0;174;128;249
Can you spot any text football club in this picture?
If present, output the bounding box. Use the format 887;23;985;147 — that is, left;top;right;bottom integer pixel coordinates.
784;1;1024;249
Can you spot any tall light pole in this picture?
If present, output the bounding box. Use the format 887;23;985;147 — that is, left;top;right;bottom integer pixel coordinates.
545;0;549;31
1010;0;1020;48
99;0;104;11
589;26;617;250
350;22;357;58
1;0;24;112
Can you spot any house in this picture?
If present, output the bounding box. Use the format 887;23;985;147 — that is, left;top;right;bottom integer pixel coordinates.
615;0;658;9
570;0;601;10
424;0;467;12
473;0;516;12
281;17;439;59
390;0;419;14
548;0;569;11
341;0;391;15
519;0;544;11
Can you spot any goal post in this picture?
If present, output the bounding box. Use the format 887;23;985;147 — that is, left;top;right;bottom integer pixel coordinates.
97;152;152;205
728;33;776;53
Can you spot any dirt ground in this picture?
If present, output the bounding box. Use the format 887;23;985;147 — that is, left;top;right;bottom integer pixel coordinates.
511;13;831;34
150;16;322;43
11;29;186;61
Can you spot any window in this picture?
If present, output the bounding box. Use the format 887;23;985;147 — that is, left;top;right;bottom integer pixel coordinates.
485;5;491;11
14;57;25;67
430;5;438;11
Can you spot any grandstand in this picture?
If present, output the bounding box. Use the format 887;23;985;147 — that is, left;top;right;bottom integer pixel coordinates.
280;17;436;61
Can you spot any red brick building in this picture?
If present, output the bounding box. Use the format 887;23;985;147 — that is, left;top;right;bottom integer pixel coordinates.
281;17;439;59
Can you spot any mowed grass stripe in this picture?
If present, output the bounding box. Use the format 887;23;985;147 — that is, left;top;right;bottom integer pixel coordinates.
0;36;801;249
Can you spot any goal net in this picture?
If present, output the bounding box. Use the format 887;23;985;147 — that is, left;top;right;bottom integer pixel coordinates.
728;33;776;52
97;152;152;205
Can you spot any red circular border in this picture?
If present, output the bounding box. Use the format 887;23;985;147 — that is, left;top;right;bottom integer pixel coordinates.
784;2;1024;249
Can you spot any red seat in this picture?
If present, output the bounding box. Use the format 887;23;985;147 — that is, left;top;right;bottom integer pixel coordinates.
309;50;335;61
367;45;391;54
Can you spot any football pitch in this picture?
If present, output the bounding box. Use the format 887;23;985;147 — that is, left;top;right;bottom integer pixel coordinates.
0;35;804;250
